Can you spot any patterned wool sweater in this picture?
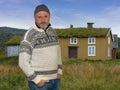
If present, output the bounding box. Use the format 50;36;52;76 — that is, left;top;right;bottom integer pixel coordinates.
19;24;62;84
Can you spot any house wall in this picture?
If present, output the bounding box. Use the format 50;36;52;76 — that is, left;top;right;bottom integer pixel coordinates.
59;38;69;59
87;37;112;60
58;36;112;60
6;45;19;57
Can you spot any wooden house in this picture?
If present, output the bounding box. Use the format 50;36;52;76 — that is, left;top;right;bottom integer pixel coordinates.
56;23;113;60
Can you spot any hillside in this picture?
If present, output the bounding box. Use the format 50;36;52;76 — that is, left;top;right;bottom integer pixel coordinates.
0;27;27;50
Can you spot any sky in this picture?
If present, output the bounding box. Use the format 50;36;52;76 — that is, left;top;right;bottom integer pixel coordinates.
0;0;120;36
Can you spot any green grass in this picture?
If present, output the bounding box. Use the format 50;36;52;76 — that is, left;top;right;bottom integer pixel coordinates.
0;56;28;90
61;60;120;90
0;57;120;90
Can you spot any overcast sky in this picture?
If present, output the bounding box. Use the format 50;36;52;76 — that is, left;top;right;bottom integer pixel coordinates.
0;0;120;36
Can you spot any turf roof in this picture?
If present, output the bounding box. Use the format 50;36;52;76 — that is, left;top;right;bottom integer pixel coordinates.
55;28;110;37
6;36;22;45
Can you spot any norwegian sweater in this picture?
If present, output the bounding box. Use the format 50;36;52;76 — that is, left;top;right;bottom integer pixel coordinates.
19;25;62;84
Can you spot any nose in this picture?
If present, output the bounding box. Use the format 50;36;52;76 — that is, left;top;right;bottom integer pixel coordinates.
41;17;45;23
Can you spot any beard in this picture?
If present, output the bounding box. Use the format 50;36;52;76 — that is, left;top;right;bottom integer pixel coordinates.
39;22;49;30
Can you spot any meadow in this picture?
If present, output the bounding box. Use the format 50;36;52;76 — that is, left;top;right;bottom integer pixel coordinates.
0;56;120;90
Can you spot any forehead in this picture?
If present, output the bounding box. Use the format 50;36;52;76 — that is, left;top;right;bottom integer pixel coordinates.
35;11;50;16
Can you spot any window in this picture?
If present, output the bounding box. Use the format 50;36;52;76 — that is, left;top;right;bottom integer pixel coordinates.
70;37;78;44
88;46;96;56
108;47;110;57
88;37;96;44
108;37;110;44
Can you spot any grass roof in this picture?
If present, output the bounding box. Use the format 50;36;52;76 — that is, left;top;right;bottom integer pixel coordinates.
6;36;22;45
55;28;110;37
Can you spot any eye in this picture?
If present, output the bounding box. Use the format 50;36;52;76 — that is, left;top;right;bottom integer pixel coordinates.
44;15;48;18
38;16;42;18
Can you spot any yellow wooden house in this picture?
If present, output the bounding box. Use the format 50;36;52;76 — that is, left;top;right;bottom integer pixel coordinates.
56;23;113;60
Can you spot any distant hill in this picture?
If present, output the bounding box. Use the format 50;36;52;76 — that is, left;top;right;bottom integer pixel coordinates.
0;27;27;35
0;27;27;50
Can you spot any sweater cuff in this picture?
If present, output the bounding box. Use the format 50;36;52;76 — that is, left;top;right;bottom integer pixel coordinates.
28;73;40;84
58;69;62;75
32;76;41;84
31;76;49;84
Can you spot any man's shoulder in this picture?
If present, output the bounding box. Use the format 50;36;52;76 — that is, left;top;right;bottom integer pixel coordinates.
27;25;36;32
48;27;57;34
23;26;38;40
27;25;41;34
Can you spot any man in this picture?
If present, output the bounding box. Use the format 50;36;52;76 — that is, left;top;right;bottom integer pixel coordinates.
19;4;62;90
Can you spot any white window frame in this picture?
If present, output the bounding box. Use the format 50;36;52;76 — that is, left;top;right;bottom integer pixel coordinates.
70;37;78;44
108;37;110;44
88;46;96;56
88;37;96;44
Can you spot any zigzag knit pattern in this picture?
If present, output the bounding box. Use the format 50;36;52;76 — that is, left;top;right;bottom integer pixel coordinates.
19;28;59;55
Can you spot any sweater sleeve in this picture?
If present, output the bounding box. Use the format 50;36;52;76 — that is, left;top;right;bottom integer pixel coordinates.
57;45;62;75
19;40;37;82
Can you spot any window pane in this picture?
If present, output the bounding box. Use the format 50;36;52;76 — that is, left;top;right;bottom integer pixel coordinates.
88;37;95;44
70;37;78;44
88;46;95;56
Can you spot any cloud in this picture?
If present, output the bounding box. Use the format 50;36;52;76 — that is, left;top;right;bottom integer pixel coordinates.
86;6;120;36
104;6;120;15
0;13;34;29
34;0;42;4
62;5;120;36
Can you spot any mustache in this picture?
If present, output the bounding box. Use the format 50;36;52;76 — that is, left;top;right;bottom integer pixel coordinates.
40;22;47;25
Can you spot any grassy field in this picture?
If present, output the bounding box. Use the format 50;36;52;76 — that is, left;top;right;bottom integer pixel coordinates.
0;56;120;90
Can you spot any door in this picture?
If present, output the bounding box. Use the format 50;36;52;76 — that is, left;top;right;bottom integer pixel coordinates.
69;47;78;59
112;48;116;59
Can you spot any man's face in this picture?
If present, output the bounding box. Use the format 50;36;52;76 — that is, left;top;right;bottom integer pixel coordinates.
34;11;50;30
